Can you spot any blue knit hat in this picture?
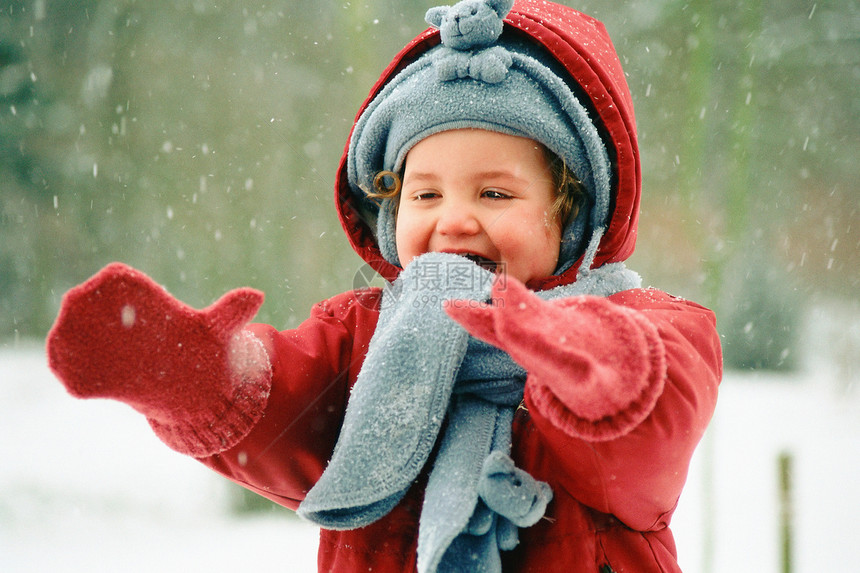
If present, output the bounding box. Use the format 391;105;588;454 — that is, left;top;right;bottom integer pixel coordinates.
347;0;611;274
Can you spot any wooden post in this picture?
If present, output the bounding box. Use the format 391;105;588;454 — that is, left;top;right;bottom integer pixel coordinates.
778;451;794;573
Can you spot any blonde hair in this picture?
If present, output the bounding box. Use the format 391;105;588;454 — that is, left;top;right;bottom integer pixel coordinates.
367;146;585;226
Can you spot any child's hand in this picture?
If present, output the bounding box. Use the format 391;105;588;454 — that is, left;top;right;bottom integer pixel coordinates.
445;276;665;439
444;276;604;369
47;263;272;456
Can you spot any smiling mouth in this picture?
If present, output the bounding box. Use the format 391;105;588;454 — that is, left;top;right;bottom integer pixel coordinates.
461;253;499;273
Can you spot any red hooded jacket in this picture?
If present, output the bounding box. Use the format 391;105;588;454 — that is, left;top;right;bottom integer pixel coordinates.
197;2;722;571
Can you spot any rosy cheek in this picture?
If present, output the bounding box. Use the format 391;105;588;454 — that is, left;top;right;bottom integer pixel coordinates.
395;214;420;264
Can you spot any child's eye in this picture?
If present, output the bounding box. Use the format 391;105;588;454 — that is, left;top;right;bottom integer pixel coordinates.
412;190;440;201
482;189;511;200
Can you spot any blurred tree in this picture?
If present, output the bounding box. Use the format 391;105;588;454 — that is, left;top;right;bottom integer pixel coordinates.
589;0;859;370
1;0;99;338
1;0;432;338
1;0;858;374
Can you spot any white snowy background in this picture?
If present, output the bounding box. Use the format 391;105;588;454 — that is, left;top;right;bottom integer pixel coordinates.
2;326;858;572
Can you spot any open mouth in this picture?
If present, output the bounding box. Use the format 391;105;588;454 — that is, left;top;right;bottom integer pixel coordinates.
461;253;499;273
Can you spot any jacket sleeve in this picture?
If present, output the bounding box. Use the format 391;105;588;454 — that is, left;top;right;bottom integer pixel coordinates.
524;288;721;531
199;289;380;511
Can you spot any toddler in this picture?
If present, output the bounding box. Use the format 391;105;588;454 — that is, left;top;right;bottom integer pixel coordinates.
47;1;722;571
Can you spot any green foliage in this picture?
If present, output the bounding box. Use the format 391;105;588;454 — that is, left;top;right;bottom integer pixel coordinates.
0;0;431;337
2;0;858;373
719;245;802;371
588;0;859;370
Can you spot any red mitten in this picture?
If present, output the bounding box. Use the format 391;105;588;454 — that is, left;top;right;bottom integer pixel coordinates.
445;277;666;440
47;263;272;457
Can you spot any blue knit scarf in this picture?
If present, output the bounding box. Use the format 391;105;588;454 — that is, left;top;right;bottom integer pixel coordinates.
298;250;640;572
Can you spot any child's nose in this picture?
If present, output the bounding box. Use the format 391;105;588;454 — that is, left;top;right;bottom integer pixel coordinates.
435;201;481;236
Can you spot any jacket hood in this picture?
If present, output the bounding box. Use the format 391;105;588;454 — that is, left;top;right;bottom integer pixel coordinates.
334;0;640;291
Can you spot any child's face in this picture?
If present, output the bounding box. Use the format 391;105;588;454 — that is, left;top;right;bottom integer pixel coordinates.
395;128;561;284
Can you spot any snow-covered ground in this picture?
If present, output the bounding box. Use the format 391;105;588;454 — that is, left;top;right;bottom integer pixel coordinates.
1;342;858;572
0;343;319;572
